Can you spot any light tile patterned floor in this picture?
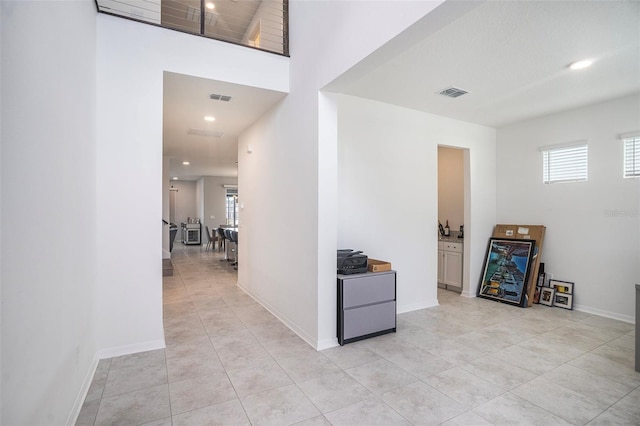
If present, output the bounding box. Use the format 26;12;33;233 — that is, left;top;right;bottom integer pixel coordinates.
77;244;640;425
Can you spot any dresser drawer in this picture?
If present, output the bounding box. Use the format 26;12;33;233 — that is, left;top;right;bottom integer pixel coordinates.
343;301;396;340
341;272;395;309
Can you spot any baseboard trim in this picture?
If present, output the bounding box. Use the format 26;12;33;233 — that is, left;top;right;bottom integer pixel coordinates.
574;304;635;324
66;355;99;426
236;281;320;349
66;339;167;424
317;337;340;351
96;339;166;360
397;299;438;314
461;289;476;298
162;258;174;276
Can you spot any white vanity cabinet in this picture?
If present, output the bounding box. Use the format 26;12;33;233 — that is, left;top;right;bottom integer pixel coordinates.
438;242;445;286
438;240;463;293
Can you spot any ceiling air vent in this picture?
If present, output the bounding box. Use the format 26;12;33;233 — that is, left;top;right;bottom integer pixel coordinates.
438;86;469;98
210;93;232;102
187;129;224;138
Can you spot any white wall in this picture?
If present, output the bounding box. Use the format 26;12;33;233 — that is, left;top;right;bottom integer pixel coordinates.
195;177;204;239
438;146;464;232
195;176;238;244
171;180;198;242
0;1;3;420
163;157;170;258
1;1;97;424
238;98;322;342
196;178;204;230
95;13;288;357
238;0;446;349
337;95;496;311
201;176;238;230
496;94;640;322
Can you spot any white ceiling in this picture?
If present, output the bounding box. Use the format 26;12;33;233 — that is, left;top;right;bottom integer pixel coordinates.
163;72;286;180
164;0;640;181
326;0;640;128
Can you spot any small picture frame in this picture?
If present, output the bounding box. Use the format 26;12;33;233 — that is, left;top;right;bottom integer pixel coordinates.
537;272;546;288
533;286;542;304
549;279;574;294
540;287;555;306
553;292;573;310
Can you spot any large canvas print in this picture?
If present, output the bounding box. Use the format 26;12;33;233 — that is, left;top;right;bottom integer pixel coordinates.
477;238;536;307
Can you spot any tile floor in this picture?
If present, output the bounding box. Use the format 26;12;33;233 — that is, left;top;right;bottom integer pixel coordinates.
76;244;640;425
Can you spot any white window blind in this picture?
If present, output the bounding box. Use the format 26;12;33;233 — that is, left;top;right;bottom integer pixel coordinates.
623;136;640;178
542;143;588;184
225;188;238;226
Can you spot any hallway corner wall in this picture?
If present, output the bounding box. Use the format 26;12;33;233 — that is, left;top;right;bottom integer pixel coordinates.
1;1;98;423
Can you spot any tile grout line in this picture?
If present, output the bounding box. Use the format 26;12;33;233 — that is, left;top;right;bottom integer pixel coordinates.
172;251;255;425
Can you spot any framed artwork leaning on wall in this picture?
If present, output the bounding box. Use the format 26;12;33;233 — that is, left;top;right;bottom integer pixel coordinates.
477;238;536;307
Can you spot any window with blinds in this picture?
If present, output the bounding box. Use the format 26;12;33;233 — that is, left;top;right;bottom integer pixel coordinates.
542;143;588;184
225;188;239;226
623;136;640;178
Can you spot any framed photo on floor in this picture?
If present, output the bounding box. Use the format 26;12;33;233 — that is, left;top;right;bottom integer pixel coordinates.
477;238;536;307
553;292;573;310
540;287;555;306
550;279;574;295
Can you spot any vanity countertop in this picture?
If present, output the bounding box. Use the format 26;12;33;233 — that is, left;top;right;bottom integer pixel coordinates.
439;231;463;243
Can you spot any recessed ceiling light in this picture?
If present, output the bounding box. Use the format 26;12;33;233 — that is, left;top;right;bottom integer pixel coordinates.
206;2;215;9
569;59;593;70
172;177;178;180
182;161;190;165
204;116;216;122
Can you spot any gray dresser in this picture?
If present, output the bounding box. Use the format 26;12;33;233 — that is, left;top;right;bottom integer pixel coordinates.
337;270;396;345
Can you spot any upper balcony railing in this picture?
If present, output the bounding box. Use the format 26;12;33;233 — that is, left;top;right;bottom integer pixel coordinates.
95;0;289;56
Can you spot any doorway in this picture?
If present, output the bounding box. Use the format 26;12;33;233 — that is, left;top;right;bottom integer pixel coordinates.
437;146;467;294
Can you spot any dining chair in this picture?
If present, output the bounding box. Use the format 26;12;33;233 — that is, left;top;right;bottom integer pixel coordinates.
204;225;212;251
229;230;238;270
209;227;217;250
217;227;226;253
